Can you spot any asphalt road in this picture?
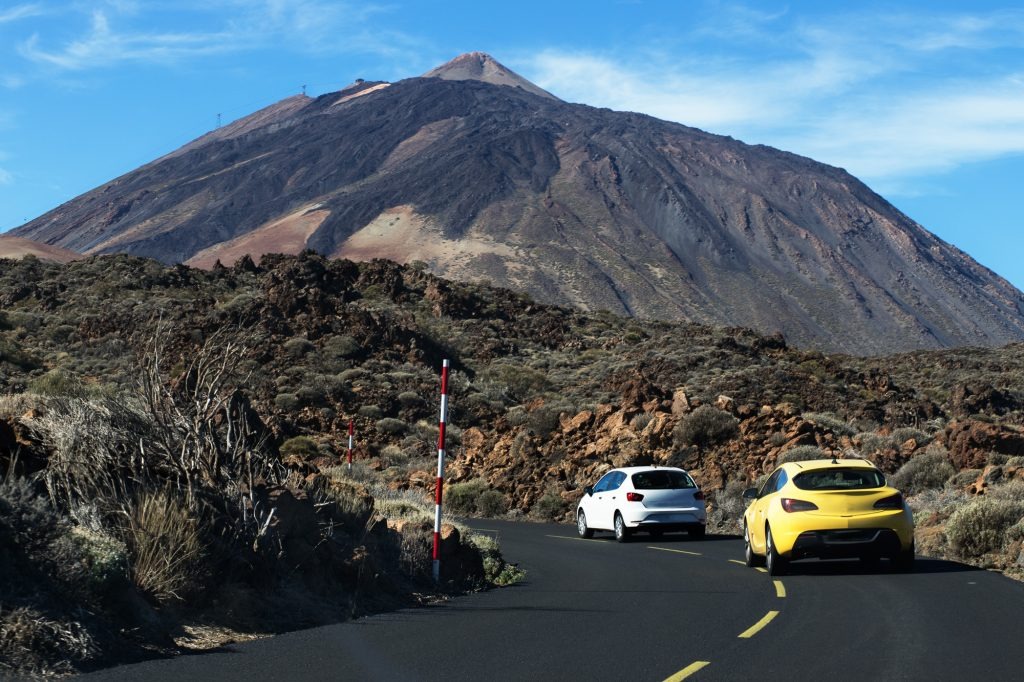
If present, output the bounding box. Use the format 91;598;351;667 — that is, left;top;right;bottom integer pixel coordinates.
80;519;1024;681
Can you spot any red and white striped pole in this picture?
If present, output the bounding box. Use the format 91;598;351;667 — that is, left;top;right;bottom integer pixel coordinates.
432;359;450;583
347;420;354;471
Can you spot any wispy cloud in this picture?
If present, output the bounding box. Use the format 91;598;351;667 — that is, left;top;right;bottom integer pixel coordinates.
524;8;1024;191
0;4;44;24
0;168;12;185
16;1;418;71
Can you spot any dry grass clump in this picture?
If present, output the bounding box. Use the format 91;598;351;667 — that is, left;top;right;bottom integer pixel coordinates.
122;488;206;603
802;412;855;437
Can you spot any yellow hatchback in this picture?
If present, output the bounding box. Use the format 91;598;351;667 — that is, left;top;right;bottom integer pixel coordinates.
742;458;915;576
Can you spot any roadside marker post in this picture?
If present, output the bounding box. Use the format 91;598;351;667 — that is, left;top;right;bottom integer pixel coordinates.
432;359;450;583
347;420;354;471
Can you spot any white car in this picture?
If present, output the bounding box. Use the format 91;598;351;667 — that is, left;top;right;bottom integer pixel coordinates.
576;466;707;542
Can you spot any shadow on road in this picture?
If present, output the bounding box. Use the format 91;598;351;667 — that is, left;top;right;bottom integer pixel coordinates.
779;556;983;577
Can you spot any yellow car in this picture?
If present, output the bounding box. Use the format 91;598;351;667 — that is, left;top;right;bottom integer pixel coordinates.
742;458;915;576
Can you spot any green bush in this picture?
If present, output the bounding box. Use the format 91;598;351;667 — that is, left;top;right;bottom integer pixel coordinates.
274;393;300;411
891;427;931;447
526;406;561;437
889;450;955;495
777;445;826;464
376;418;409;435
27;369;91;398
322;335;360;359
533;490;565;521
949;469;982;488
672;405;739;449
477;490;507;518
283;337;314;358
398;391;424;408
358;404;383;419
445;480;489;515
803;412;855;437
280;436;320;459
946;496;1024;558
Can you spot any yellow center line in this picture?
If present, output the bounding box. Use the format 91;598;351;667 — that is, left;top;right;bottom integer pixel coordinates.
738;610;779;638
648;546;702;556
755;567;768;573
774;580;786;598
663;660;710;681
728;559;746;565
659;655;708;675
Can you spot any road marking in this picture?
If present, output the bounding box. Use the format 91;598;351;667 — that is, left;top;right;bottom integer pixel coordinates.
663;660;710;681
738;610;779;639
649;546;702;556
774;580;786;598
544;534;600;542
755;567;768;573
728;559;746;566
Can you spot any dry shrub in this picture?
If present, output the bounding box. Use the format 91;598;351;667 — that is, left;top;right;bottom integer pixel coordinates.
777;445;826;464
477;490;507;518
0;607;99;677
946;496;1024;558
889;448;955;494
122;489;205;603
673;405;738;449
446;479;489;515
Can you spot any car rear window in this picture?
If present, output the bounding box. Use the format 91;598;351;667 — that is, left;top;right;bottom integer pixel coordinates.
631;470;696;490
793;467;886;491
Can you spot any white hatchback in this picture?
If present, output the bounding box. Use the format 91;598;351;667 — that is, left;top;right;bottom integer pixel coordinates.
577;466;708;542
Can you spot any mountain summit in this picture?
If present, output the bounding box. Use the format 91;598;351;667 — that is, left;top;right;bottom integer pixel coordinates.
422;52;558;100
12;55;1024;354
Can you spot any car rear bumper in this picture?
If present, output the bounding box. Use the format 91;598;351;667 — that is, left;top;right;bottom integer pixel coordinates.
772;509;914;558
623;509;707;528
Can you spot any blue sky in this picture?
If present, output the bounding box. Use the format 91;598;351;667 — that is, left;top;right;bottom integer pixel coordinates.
1;1;1022;290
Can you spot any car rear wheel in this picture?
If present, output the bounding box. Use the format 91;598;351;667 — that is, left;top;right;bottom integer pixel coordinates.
766;525;787;576
744;523;764;568
614;513;631;543
892;540;915;572
577;510;594;539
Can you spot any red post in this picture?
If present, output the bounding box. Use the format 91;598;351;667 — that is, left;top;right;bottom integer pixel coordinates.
347;420;354;471
432;359;450;583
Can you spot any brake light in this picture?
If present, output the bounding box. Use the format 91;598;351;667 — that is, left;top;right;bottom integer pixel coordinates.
694;490;705;501
781;498;819;513
874;493;904;510
626;492;644;502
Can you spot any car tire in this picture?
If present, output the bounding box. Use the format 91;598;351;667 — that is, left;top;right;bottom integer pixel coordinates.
766;525;787;576
689;525;706;539
892;540;915;572
744;523;764;568
614;513;631;543
577;510;594;539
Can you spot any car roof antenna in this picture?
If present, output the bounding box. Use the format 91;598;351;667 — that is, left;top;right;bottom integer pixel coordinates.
831;454;839;464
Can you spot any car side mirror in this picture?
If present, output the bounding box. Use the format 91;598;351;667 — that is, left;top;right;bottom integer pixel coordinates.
742;487;758;501
584;486;593;497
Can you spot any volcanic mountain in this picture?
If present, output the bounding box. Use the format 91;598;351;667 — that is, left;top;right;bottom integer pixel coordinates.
13;53;1024;354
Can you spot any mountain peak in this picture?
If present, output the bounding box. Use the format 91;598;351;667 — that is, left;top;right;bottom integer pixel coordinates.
422;52;558;100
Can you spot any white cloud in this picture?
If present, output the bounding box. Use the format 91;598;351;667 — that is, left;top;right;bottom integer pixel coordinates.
0;4;43;24
0;168;12;185
16;1;416;70
524;9;1024;191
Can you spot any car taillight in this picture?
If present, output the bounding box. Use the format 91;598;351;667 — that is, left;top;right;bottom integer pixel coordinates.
626;492;644;502
874;493;904;510
693;490;705;501
781;498;819;513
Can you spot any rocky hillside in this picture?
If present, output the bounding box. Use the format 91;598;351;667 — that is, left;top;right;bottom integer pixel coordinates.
2;252;1023;518
12;54;1024;354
